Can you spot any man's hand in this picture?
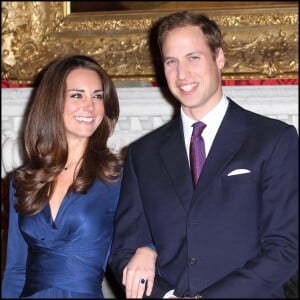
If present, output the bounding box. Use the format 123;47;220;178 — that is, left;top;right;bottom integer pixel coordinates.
123;246;157;298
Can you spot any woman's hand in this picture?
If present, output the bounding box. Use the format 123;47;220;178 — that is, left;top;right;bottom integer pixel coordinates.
122;246;157;298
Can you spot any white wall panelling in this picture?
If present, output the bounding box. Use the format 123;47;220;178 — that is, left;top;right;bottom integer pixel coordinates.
2;85;298;178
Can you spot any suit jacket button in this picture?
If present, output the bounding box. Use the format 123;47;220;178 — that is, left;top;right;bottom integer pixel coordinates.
190;257;198;265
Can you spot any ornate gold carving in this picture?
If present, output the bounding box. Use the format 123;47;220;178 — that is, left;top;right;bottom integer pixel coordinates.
1;1;298;84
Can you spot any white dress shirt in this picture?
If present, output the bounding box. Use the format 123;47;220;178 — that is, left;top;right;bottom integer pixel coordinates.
181;95;229;164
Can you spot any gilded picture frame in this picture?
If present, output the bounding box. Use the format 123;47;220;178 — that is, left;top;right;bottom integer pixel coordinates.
1;1;298;85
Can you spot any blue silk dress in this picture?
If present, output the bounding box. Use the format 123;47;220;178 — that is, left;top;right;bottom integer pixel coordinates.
2;177;121;298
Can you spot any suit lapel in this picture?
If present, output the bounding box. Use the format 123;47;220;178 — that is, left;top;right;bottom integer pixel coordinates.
158;100;249;211
194;99;248;198
160;117;194;211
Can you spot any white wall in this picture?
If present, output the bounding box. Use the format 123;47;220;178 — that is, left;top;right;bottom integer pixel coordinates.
2;85;298;178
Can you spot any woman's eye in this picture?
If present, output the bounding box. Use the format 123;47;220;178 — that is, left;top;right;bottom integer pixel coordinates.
70;93;82;99
94;94;104;100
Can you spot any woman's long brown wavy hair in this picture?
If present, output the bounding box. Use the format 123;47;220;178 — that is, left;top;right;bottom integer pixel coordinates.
14;55;122;216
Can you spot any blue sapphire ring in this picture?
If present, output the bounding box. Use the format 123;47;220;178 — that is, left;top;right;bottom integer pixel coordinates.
140;278;146;284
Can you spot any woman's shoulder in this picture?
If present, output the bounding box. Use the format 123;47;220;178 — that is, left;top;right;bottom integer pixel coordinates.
93;177;122;193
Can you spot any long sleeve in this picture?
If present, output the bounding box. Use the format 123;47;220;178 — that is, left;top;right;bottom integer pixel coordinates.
1;179;28;298
109;146;174;298
109;146;151;283
199;125;299;298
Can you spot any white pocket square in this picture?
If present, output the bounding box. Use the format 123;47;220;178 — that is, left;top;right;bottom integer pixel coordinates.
227;169;251;176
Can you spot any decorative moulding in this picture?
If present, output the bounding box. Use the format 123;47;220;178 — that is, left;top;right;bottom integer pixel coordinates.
1;1;298;85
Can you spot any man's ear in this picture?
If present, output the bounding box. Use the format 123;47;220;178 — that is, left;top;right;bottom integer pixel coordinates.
216;48;225;69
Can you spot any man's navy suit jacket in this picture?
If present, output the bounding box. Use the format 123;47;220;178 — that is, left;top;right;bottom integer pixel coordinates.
109;98;298;298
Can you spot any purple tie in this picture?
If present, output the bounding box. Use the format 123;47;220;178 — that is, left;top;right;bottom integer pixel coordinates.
190;121;206;187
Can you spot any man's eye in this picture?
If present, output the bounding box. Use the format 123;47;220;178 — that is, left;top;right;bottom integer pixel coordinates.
165;60;175;66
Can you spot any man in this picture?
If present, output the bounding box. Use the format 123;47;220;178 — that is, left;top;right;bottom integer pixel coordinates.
109;11;298;298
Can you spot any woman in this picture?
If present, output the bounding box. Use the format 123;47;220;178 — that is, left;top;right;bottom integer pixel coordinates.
1;55;148;298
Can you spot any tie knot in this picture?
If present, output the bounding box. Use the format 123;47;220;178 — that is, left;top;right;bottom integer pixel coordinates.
192;121;206;137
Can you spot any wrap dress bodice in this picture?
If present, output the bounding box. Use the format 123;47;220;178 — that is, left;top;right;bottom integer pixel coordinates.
2;178;121;298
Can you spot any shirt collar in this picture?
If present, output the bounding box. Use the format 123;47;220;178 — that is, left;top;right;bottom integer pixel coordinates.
181;95;229;138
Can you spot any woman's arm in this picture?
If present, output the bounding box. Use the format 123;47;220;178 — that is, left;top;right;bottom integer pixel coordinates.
1;179;28;298
122;246;157;298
